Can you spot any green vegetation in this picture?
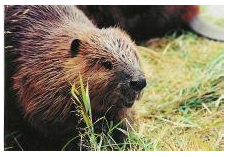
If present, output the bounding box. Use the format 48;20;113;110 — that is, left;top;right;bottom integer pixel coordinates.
63;76;137;150
134;32;224;150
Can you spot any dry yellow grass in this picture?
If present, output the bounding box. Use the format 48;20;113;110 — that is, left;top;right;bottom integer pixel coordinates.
133;32;224;151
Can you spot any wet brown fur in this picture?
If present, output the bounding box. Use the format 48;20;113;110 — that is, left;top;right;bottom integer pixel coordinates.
5;5;144;150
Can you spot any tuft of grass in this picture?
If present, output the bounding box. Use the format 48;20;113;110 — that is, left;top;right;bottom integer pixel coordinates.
64;75;159;151
62;75;105;150
63;75;143;150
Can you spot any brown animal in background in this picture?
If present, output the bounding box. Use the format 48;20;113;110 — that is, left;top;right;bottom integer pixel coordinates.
78;5;224;41
4;5;146;150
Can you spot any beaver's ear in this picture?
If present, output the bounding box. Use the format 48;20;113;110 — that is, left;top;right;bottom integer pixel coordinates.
70;39;81;57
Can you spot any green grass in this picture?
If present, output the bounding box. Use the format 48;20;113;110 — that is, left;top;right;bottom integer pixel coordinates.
134;32;224;151
66;32;224;151
64;75;135;150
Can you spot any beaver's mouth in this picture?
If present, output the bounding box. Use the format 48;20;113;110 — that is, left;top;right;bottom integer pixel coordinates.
123;99;135;108
104;81;144;109
118;90;139;108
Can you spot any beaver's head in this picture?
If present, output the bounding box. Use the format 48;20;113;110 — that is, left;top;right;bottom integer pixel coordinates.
65;28;146;112
10;6;145;135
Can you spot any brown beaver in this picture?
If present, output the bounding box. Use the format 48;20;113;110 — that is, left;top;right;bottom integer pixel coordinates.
4;5;146;150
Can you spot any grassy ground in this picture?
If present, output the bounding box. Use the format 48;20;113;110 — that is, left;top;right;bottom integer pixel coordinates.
130;6;224;150
133;32;224;151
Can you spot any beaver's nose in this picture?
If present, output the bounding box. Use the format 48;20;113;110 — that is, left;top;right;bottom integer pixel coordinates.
130;78;147;91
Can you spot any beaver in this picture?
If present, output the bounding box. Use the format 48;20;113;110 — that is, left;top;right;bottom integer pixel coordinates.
4;5;146;150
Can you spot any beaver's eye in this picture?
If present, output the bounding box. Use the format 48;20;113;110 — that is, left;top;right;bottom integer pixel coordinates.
102;61;112;70
70;39;81;57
